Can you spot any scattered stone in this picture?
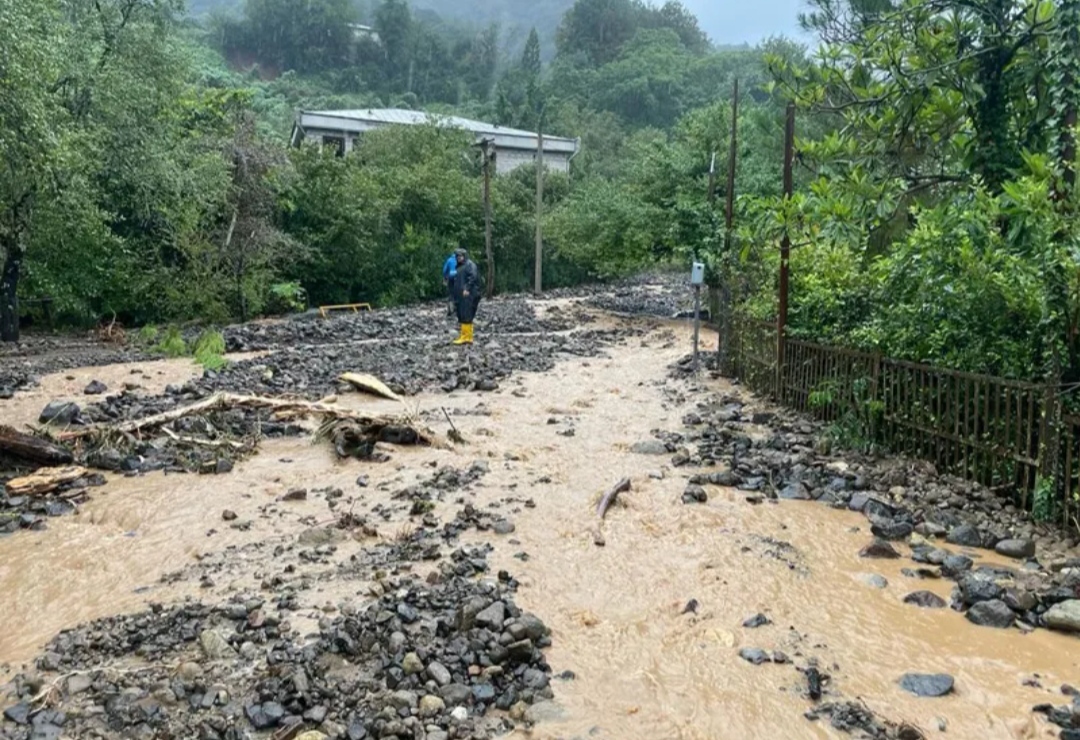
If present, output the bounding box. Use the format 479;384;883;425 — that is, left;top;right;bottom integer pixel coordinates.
946;524;983;548
221;510;237;521
83;380;108;395
742;613;770;628
965;599;1015;629
1044;600;1080;633
282;488;308;501
899;673;954;697
739;648;771;665
858;573;888;589
859;539;900;559
994;539;1035;560
903;591;947;609
39;400;80;425
198;629;237;660
682;484;708;504
631;440;669;455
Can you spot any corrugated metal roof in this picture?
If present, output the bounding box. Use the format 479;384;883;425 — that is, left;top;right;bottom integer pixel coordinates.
303;108;576;144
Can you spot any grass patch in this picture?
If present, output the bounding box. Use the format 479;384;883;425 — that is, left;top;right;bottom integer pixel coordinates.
154;326;188;358
193;329;228;371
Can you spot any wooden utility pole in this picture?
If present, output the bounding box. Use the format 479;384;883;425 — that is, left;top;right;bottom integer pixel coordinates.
719;78;739;373
482;139;495;299
777;102;795;395
534;124;545;295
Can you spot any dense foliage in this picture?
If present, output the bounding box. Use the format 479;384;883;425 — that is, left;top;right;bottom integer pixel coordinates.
9;0;1079;390
1;0;787;341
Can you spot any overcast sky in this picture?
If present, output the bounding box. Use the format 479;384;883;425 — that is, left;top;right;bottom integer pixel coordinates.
681;0;812;46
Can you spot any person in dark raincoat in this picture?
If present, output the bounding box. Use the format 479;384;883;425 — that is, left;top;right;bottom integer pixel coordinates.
451;248;481;345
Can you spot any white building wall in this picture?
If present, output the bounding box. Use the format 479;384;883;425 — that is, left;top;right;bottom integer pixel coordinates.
495;148;571;175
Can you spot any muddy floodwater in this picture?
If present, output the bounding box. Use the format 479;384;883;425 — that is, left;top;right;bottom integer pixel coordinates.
0;318;1076;739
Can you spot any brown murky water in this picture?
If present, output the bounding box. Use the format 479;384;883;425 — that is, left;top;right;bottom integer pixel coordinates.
0;318;1075;739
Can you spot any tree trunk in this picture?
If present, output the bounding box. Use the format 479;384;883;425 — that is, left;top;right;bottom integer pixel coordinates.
0;243;21;342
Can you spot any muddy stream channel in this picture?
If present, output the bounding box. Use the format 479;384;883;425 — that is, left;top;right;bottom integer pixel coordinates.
0;305;1077;740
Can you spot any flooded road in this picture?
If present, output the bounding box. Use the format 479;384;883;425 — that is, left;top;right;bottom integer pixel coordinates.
0;317;1075;738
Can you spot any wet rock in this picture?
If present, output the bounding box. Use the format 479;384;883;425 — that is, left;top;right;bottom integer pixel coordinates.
1044;600;1080;633
419;695;445;718
870;518;913;541
682;484;708;504
39;401;80;425
1003;588;1038;613
995;539;1036;559
439;684;471;706
83;380;107;395
282;488;307;501
903;591;946;609
941;554;974;577
946;524;983;548
517;613;549;640
915;522;947;538
858;573;888;589
199;629;237;660
221;509;237;521
859;539;900;559
475;601;506;630
957;572;1003;606
739;648;771;665
427;661;452;686
899;673;954;697
631;440;669;455
743;613;771;628
779;482;811;500
402;652;424;675
492;519;516;535
965;599;1015;629
3;703;30;725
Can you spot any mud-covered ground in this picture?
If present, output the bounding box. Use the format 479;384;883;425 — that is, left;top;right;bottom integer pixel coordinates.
2;274;1080;740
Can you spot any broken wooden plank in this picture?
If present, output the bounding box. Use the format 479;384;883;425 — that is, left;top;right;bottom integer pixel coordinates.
0;425;74;466
7;466;88;496
596;477;632;519
339;372;403;402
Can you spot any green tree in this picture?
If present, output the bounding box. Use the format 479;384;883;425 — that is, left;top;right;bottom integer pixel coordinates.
522;27;542;77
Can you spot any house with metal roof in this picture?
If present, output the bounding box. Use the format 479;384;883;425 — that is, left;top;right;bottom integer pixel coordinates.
289;109;581;175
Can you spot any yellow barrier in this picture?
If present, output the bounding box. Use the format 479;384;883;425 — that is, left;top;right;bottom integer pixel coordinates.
318;303;372;319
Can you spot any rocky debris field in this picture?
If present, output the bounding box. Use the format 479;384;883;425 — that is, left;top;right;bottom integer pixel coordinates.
0;507;557;740
194;328;620;401
0;295;642;535
0;338;148;397
214;298;576;354
641;381;1080;644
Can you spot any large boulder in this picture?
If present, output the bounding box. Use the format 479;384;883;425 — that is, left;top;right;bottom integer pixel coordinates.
38;401;80;425
1045;600;1080;633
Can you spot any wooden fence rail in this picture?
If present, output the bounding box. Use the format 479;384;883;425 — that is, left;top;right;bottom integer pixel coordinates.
725;315;1076;528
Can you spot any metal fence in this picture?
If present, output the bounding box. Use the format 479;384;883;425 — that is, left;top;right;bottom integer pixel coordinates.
725;315;1075;528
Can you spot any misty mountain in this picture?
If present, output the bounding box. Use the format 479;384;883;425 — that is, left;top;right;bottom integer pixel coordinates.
184;0;807;51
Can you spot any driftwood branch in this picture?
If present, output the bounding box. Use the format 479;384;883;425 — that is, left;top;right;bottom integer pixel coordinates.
60;392;434;444
596;478;631;519
0;425;74;466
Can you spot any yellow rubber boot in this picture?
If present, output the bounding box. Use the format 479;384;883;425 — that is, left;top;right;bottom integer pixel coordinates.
453;325;468;345
463;323;474;344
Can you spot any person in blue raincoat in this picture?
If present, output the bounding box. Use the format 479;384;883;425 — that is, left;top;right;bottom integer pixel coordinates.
442;251;458;315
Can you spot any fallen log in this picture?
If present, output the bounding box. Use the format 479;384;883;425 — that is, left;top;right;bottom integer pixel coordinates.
596;477;632;519
60;392;435;445
7;466;88;496
0;425;74;466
